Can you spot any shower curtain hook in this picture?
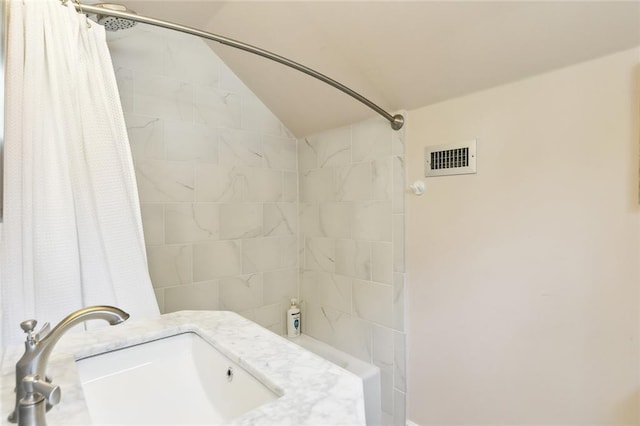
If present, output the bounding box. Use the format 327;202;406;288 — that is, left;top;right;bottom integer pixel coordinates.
73;0;91;28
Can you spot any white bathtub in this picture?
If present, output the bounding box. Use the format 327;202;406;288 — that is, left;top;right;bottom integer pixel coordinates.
287;334;381;426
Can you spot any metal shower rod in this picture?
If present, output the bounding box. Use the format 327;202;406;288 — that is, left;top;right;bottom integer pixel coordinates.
71;2;405;131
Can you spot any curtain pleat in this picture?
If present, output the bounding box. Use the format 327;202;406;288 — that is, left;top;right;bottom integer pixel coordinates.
2;0;159;346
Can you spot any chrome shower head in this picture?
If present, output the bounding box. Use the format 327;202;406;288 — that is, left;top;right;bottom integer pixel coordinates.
93;3;138;31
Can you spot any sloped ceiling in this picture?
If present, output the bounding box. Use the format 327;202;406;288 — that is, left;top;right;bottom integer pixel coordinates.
125;1;640;137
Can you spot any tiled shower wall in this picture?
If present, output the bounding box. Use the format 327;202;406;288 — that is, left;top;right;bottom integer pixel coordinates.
298;118;407;425
107;23;407;425
107;26;299;334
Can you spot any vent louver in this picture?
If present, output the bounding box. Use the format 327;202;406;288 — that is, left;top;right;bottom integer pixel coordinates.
425;140;477;177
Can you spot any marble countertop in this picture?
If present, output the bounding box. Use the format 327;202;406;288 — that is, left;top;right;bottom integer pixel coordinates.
1;311;366;425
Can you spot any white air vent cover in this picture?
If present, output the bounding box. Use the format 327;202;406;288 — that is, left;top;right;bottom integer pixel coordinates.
425;140;476;177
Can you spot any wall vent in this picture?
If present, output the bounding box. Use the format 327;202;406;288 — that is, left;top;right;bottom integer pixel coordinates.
425;140;476;177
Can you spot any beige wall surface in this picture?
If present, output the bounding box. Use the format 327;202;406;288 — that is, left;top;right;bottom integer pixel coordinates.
406;48;640;425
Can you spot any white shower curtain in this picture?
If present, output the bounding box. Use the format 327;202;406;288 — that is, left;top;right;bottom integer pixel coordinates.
2;0;159;345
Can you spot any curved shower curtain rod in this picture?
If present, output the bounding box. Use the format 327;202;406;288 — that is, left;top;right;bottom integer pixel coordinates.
68;1;405;131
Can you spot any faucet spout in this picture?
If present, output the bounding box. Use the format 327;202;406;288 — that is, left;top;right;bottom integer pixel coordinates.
8;305;130;424
45;305;130;336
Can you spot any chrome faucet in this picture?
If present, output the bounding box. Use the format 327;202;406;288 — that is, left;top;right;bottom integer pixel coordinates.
8;305;130;425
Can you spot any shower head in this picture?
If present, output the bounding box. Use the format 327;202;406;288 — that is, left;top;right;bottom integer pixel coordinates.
93;3;138;31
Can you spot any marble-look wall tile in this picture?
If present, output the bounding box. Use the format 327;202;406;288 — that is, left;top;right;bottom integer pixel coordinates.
280;235;298;269
316;128;351;168
219;129;263;167
264;203;297;236
193;85;241;128
282;172;298;202
336;163;371;201
263;269;298;305
134;75;193;122
335;240;371;280
371;242;393;285
391;115;406;156
236;168;283;202
299;169;335;203
303;303;372;362
331;313;373;364
153;288;165;314
218;62;250;95
393;273;405;332
393;214;405;272
392;156;405;214
193;240;242;281
195;164;243;203
373;324;395;416
372;158;392;202
352;279;393;327
219;204;263;240
298;232;306;277
381;368;394;415
304;238;335;273
113;65;133;96
107;27;168;76
253;303;283;332
125;115;164;161
165;121;218;162
219;273;262;311
164;203;219;244
140;203;164;246
393;390;406;426
353;201;392;242
165;37;221;86
111;25;302;344
297;138;318;171
300;271;352;314
381;412;393;426
299;202;353;239
300;204;320;238
352;118;392;162
114;66;133;114
146;245;192;287
373;325;394;371
242;236;297;273
297;115;406;425
318;203;352;239
394;331;406;392
264;323;282;335
164;281;219;312
263;135;297;171
136;160;194;202
241;96;282;136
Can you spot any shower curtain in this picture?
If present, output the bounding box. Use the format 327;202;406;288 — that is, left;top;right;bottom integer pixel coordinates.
2;0;159;345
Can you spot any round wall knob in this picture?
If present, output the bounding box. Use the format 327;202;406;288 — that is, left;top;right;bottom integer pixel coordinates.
409;181;425;195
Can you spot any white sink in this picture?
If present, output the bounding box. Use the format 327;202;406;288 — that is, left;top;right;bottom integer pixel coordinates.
75;332;280;425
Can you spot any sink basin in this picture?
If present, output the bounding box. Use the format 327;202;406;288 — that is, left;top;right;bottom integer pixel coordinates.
75;332;280;425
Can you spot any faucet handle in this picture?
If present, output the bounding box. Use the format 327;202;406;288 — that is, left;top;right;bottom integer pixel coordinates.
19;320;50;343
32;378;61;406
36;322;51;340
22;375;61;406
20;319;38;334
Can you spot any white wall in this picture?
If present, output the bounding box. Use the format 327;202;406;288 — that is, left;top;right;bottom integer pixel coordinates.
406;48;640;424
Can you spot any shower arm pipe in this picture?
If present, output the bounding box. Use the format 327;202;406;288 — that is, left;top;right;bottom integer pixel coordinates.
70;2;405;130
